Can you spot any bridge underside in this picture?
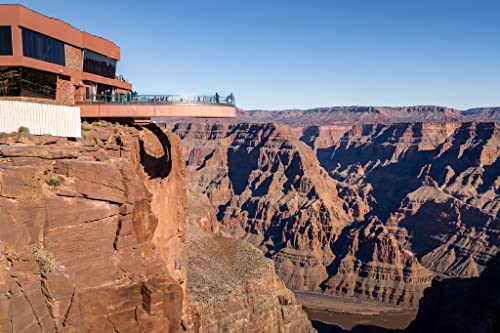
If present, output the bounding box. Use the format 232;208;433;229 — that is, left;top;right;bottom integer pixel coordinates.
79;103;236;123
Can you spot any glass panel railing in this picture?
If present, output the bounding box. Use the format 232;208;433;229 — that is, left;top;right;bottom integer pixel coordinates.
75;94;236;106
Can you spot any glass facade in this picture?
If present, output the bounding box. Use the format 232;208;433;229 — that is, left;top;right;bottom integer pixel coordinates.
83;49;117;79
0;67;56;99
0;26;13;55
22;28;65;66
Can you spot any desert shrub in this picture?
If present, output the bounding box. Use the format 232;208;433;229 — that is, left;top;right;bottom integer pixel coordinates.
81;121;93;131
17;126;29;134
30;245;56;274
48;178;61;187
92;120;110;128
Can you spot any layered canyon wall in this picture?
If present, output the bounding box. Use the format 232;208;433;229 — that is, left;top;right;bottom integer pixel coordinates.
171;120;499;308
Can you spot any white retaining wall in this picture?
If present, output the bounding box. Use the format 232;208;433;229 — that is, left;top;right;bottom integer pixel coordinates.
0;100;81;138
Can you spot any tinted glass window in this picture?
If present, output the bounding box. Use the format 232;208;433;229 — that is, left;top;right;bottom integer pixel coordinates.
20;67;57;99
83;49;116;79
22;28;65;66
0;26;13;55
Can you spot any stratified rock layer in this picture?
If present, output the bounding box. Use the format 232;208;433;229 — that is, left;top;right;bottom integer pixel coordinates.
308;122;499;277
321;218;433;306
0;125;188;332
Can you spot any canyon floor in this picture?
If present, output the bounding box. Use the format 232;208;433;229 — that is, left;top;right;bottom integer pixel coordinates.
295;292;416;330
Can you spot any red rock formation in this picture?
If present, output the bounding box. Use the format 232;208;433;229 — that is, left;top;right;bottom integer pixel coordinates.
321;217;433;306
172;122;363;292
171;120;499;308
0;125;188;332
310;122;499;278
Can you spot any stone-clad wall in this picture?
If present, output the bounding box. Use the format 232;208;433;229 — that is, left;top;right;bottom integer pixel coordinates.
59;44;84;105
64;44;83;72
55;75;74;105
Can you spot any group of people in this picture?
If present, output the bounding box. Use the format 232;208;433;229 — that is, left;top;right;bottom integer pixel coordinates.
149;96;169;103
92;93;235;105
214;92;235;105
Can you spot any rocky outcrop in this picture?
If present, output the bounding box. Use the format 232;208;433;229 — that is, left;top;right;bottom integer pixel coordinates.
0;124;188;332
321;218;433;306
405;252;500;333
171;120;499;308
186;190;315;333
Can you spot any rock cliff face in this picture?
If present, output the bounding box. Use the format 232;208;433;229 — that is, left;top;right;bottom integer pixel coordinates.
185;191;315;333
171;121;499;308
0;124;188;332
307;122;499;278
320;217;433;306
172;123;359;292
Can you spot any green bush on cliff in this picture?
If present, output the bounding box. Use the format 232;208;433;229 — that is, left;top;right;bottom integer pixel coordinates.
17;126;29;134
48;178;61;187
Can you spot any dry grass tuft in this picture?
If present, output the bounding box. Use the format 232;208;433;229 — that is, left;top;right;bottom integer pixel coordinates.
30;245;56;274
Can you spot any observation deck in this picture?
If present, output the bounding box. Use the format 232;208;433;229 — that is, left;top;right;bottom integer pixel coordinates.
77;94;236;122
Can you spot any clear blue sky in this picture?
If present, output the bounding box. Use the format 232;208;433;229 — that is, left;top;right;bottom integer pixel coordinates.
16;0;500;110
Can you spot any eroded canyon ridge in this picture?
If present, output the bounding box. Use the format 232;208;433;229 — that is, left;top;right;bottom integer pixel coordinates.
171;106;499;309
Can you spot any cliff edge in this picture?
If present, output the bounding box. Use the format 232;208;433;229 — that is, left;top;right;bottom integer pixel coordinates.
0;124;188;332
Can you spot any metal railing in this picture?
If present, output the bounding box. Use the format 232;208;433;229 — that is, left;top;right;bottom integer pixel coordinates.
75;94;235;106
